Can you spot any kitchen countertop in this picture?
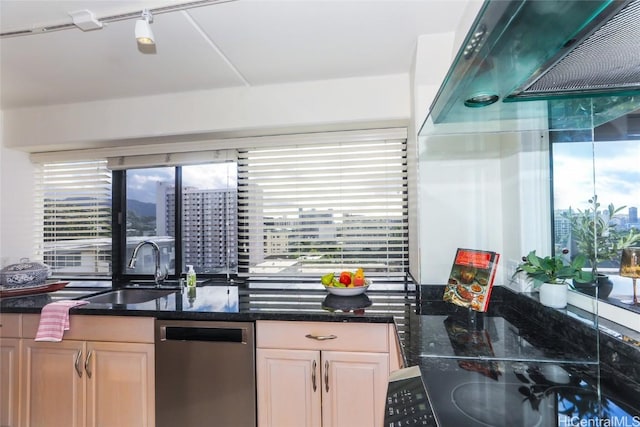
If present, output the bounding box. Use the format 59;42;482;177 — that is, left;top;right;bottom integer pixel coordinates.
0;280;412;325
396;286;640;426
3;280;639;426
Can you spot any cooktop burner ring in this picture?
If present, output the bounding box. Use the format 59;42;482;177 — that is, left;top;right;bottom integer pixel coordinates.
451;381;544;427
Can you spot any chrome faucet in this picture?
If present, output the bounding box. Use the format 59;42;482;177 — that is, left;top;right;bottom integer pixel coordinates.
127;240;167;287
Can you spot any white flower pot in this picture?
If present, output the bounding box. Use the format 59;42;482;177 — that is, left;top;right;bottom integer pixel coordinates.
538;282;568;308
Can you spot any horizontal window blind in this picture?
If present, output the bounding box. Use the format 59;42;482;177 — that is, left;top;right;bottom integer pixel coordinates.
238;138;408;278
34;160;112;276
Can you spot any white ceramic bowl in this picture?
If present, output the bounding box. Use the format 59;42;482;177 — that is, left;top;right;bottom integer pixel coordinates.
324;285;369;296
324;280;370;296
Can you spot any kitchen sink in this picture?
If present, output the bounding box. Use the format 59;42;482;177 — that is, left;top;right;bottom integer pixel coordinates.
85;288;177;305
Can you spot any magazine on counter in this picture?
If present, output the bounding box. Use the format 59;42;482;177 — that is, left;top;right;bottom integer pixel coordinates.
443;248;500;312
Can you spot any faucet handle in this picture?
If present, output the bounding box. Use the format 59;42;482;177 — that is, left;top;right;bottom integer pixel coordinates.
155;265;168;286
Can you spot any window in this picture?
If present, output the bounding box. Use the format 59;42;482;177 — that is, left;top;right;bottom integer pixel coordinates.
34;130;408;282
34;160;112;277
121;163;237;278
182;163;237;274
124;167;176;276
237;139;408;278
552;109;640;310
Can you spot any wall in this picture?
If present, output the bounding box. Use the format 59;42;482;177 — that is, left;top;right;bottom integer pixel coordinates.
415;123;555;287
0;144;35;267
3;75;410;152
0;112;2;264
418;133;505;283
408;0;485;282
408;32;460;283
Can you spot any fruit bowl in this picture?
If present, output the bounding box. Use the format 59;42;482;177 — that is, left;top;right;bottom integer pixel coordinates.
324;283;369;296
320;269;369;294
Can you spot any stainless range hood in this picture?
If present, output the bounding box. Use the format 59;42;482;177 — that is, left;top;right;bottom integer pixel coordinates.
427;0;640;130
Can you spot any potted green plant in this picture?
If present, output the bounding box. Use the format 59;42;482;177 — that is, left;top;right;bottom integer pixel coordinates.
562;195;640;298
515;249;593;309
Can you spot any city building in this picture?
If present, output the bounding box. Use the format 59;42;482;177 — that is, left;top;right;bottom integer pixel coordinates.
157;183;238;273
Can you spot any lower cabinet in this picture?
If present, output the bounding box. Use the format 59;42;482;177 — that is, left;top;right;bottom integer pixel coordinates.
21;340;84;427
321;350;388;427
257;348;321;427
84;342;154;427
19;314;155;427
21;340;154;427
1;313;21;427
0;338;21;427
256;320;398;427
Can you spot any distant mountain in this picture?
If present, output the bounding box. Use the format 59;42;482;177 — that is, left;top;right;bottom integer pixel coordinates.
127;199;156;217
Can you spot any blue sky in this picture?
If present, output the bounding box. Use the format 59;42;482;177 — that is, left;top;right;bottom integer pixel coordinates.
127;164;236;204
553;140;640;213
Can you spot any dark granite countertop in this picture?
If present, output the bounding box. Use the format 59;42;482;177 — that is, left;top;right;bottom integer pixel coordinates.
3;280;640;426
399;285;640;426
0;280;413;325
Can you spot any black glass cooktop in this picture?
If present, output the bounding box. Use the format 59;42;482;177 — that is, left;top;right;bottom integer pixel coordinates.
418;358;640;426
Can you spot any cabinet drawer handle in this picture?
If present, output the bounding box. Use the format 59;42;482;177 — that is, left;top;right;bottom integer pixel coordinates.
305;334;337;341
324;360;329;393
84;350;93;379
311;360;317;392
74;351;83;378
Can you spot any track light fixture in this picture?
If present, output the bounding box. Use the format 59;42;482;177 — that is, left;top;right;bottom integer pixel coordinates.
135;9;154;46
2;1;238;39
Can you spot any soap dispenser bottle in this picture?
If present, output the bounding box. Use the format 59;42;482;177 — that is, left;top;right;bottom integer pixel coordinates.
186;265;197;288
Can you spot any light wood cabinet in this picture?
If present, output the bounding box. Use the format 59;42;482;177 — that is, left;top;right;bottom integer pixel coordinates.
256;320;400;427
21;340;85;427
321;350;388;427
19;315;155;427
257;348;321;427
84;341;154;427
1;314;22;427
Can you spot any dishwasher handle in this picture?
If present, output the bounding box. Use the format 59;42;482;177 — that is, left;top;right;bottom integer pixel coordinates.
160;326;248;344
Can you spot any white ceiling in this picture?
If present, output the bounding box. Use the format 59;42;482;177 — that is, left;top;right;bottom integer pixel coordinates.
0;0;470;110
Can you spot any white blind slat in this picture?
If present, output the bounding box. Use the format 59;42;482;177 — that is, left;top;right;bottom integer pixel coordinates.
238;138;408;278
34;160;112;276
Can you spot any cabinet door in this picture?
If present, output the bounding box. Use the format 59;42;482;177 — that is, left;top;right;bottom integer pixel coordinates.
257;348;321;427
21;340;85;427
85;341;155;427
321;351;388;427
1;338;21;427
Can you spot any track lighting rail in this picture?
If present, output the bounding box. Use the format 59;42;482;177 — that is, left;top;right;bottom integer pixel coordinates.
0;0;237;38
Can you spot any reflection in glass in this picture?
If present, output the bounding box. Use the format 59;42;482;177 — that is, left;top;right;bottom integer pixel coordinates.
552;109;640;307
620;247;640;305
125;167;176;276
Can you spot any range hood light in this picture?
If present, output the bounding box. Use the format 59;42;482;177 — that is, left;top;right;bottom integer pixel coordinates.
464;93;499;108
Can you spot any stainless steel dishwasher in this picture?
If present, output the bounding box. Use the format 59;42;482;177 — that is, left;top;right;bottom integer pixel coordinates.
155;320;256;427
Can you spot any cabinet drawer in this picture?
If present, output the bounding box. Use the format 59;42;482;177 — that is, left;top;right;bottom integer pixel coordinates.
22;314;154;343
0;314;21;338
257;320;388;353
